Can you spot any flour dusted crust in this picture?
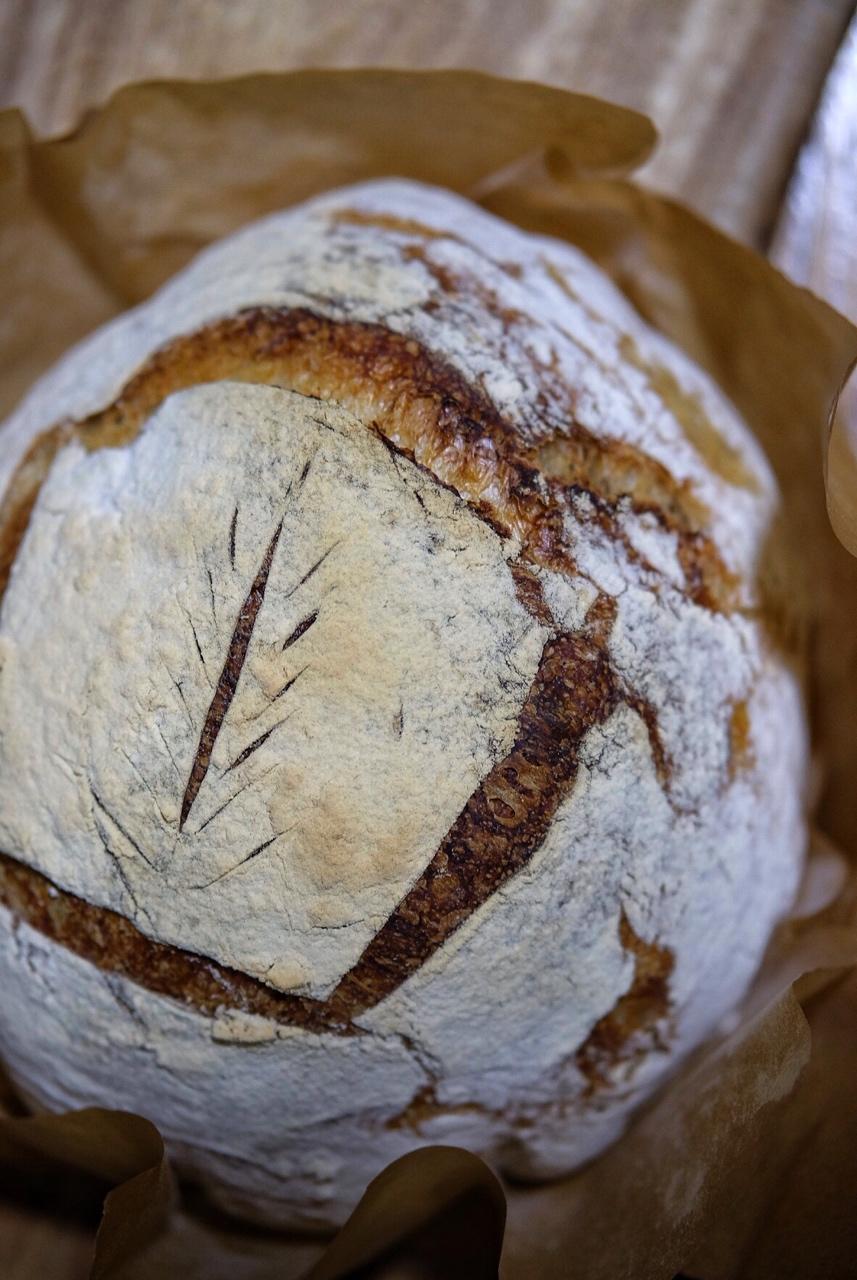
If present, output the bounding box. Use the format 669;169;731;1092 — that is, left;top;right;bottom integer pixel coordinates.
0;384;545;992
0;180;807;1228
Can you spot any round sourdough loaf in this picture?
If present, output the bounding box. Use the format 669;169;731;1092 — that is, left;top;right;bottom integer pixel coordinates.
0;179;807;1229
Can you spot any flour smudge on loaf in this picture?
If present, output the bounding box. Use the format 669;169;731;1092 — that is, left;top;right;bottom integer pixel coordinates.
0;180;807;1229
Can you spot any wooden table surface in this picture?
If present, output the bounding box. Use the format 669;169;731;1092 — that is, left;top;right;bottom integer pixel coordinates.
2;1;857;1277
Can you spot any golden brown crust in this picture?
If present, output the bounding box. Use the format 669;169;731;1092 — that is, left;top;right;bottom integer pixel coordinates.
326;600;623;1020
386;905;675;1131
509;562;554;625
0;424;68;599
0;306;715;1056
0;851;358;1034
0;307;739;612
728;697;755;780
574;912;674;1095
0;590;637;1034
385;1082;490;1134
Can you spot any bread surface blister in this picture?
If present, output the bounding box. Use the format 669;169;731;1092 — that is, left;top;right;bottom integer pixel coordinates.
0;180;806;1228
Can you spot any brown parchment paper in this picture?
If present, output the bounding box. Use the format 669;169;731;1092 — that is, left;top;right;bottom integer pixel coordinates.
1;70;857;1280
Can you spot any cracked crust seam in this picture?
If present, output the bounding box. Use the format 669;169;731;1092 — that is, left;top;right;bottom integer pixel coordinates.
0;308;706;1055
0;307;739;612
0;590;659;1037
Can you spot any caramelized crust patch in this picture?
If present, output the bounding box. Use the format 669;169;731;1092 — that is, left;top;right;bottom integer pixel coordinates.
385;1082;489;1134
509;562;554;626
0;594;640;1035
0;851;355;1035
0;425;69;598
575;911;674;1094
535;432;741;611
0;307;738;613
386;906;675;1131
0;303;732;1052
325;611;622;1019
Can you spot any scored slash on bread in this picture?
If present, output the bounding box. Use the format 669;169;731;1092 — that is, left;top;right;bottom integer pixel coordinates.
0;180;807;1230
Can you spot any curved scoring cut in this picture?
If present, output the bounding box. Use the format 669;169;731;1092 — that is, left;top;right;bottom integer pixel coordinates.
0;590;638;1033
0;185;808;1233
0;307;739;612
0;307;710;1032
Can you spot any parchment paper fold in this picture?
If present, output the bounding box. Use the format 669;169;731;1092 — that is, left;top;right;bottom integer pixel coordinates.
1;70;856;1280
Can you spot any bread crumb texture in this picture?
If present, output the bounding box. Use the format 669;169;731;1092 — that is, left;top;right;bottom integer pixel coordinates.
0;180;807;1229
